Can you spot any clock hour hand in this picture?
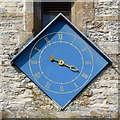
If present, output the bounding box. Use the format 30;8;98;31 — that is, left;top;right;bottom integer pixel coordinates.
49;56;59;63
50;56;65;66
49;56;80;72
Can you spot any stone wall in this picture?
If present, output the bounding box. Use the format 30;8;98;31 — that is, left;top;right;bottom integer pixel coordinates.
0;0;119;119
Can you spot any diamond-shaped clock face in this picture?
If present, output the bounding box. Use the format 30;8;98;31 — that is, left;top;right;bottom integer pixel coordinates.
12;13;112;109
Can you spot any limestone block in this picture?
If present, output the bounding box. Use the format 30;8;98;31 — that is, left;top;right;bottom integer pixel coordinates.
26;83;34;89
19;31;33;44
96;16;119;21
25;2;33;13
0;12;23;20
97;42;119;54
0;106;2;120
94;78;118;87
0;94;4;102
0;7;6;13
5;2;17;7
71;0;94;33
24;13;34;32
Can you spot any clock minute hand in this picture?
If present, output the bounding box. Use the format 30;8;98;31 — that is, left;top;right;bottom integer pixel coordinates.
64;63;80;72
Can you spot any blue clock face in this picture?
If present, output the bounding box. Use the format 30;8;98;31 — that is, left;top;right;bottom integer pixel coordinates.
29;32;93;94
12;13;112;109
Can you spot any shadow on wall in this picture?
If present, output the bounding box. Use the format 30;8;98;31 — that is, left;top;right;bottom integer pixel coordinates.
33;2;41;36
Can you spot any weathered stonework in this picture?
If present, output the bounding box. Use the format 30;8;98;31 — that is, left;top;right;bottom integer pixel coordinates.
71;0;94;34
0;0;119;119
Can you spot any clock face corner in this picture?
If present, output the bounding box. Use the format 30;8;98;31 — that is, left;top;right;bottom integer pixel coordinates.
11;13;112;109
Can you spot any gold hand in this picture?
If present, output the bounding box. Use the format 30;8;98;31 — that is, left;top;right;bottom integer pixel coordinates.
49;56;80;72
64;63;80;72
50;56;58;62
49;56;64;65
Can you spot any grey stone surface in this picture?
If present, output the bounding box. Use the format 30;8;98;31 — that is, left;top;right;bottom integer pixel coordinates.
0;0;119;119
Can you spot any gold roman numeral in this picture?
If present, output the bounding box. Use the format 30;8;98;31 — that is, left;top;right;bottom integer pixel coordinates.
71;38;76;44
44;37;49;43
34;47;41;52
45;82;50;89
74;82;78;88
81;48;88;52
60;85;64;92
82;73;88;79
34;72;41;79
58;33;63;40
31;60;38;64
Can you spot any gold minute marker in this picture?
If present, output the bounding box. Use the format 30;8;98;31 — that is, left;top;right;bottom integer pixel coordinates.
71;38;76;44
74;82;78;88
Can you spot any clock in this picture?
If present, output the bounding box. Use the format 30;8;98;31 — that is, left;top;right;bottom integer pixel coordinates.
11;13;112;109
29;32;93;94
